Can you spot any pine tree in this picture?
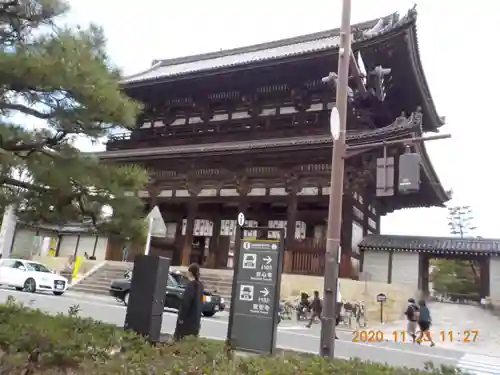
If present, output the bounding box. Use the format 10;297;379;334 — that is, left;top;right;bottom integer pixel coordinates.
0;0;149;241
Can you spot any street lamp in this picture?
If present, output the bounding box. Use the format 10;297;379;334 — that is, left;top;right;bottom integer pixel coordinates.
319;0;351;359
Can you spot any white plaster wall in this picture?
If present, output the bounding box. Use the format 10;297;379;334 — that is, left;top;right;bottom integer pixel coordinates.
94;237;108;261
362;251;389;283
11;228;39;258
489;257;500;303
58;235;78;258
77;236;96;257
391;252;419;289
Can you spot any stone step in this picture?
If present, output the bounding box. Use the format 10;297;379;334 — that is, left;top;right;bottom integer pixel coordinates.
98;271;128;278
70;285;110;295
77;279;112;286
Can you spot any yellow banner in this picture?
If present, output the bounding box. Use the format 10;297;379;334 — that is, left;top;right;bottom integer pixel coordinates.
72;256;83;280
48;237;57;257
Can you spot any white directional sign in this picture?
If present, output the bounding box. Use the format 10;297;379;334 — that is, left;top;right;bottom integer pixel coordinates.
263;256;272;265
237;212;245;227
260;287;270;297
146;205;167;238
239;285;254;301
242;253;257;269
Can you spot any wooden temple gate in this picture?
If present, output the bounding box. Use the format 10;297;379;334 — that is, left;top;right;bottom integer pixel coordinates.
100;9;449;278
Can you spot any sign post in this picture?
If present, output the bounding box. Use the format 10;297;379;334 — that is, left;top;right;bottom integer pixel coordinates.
226;224;284;354
144;206;167;255
376;293;387;323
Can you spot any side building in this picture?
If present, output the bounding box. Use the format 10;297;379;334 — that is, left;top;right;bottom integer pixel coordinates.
98;9;449;278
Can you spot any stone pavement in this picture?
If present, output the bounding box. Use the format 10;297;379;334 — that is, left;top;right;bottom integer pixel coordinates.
369;302;500;356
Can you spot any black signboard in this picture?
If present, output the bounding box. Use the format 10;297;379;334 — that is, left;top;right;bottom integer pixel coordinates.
227;227;284;354
376;293;387;303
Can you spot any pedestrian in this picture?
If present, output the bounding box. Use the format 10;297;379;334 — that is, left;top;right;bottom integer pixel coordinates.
122;244;129;262
173;263;204;341
404;298;419;342
306;290;322;328
335;280;342;339
480;296;486;309
415;299;435;347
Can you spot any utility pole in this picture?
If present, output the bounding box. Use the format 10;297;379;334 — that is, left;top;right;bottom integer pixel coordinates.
319;0;351;359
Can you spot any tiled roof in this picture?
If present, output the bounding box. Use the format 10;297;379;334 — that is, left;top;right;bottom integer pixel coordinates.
19;221;97;234
122;10;416;84
359;234;500;254
100;112;419;159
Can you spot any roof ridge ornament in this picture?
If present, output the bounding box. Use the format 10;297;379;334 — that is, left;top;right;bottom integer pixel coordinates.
322;72;354;99
361;5;417;40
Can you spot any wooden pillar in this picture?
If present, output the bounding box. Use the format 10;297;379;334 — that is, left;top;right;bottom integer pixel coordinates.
207;217;222;268
373;201;381;235
480;256;490;297
339;194;353;278
284;186;298;274
181;200;198;266
235;198;248;267
418;253;430;296
284;178;299;273
387;251;394;284
360;194;370;273
233;176;251;269
173;219;183;265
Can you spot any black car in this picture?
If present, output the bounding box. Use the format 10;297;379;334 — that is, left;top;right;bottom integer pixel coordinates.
109;271;222;317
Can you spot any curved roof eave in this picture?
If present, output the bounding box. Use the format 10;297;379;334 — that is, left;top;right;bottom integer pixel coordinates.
415;135;451;206
406;21;445;133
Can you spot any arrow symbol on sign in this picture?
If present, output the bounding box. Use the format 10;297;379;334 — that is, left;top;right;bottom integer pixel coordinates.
263;256;272;265
260;288;269;297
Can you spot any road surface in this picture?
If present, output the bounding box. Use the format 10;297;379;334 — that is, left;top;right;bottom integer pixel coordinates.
1;289;499;374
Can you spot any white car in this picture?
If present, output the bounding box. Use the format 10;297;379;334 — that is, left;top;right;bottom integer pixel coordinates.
0;258;68;295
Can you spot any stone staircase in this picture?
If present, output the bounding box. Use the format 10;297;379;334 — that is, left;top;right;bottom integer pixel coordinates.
70;261;234;303
70;262;132;296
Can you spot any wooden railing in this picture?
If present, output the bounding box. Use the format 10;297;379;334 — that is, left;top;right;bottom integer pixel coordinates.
106;112;329;150
288;238;326;276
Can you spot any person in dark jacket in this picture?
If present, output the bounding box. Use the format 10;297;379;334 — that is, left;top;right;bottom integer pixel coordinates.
404;298;419;342
174;263;204;341
306;290;322;328
415;299;435;347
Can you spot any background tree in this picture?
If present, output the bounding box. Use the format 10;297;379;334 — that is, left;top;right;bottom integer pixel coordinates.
0;0;149;240
447;205;477;238
431;205;480;298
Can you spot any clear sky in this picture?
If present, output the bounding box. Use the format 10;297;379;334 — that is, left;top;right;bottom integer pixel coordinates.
62;0;498;238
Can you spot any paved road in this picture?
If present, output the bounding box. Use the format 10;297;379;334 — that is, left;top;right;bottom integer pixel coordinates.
3;290;496;372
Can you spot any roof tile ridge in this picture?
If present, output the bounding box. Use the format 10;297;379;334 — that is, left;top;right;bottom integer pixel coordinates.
151;17;386;68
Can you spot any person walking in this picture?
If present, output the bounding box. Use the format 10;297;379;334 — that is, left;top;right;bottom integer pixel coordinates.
404;298;419;342
415;299;435;347
335;280;342;339
174;263;204;341
122;244;129;262
306;290;322;328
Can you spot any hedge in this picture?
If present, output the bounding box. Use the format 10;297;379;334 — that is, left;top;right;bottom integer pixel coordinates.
0;296;464;374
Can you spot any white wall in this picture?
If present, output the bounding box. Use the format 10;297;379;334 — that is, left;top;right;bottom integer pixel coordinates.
362;251;389;283
58;235;78;258
94;237;108;261
391;252;419;289
11;228;39;258
490;256;500;303
58;234;108;261
351;222;363;255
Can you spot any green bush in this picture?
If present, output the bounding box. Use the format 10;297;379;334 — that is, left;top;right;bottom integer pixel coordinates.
0;297;465;374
